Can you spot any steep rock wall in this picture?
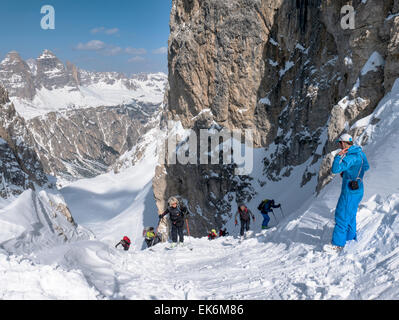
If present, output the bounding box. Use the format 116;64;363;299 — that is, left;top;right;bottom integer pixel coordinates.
155;0;398;235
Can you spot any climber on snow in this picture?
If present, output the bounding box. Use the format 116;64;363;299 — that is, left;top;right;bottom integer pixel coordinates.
159;196;189;248
257;199;281;229
115;236;131;251
219;228;229;237
324;134;370;253
207;229;218;240
143;227;161;248
235;203;255;238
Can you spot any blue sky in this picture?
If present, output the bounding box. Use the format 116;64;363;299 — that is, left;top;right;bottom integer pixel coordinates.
0;0;171;75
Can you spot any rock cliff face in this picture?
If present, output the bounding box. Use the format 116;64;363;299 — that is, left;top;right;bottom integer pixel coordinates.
154;0;399;235
0;50;167;183
27;102;160;182
0;85;50;198
0;51;36;100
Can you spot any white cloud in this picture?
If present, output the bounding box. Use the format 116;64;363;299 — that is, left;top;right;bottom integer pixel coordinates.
152;47;168;54
91;27;120;35
125;47;147;55
128;56;145;63
90;27;105;34
75;41;122;56
104;46;123;56
75;40;106;51
74;41;148;59
105;28;119;35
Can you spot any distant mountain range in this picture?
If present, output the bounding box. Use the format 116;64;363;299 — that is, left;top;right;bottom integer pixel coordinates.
0;49;168;190
0;50;167;119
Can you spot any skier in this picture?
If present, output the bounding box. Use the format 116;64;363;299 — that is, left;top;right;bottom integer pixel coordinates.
159;196;189;248
257;199;281;229
143;227;158;248
324;134;370;253
115;236;131;251
207;229;218;240
219;228;229;237
235;203;255;239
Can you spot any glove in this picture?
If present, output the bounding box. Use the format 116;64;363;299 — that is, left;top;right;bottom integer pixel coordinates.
338;148;349;156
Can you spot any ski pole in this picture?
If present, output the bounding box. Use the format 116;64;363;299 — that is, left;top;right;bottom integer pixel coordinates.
280;207;285;218
185;218;191;240
271;210;278;223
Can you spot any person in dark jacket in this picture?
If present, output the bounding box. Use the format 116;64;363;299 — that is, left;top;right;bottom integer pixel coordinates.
159;196;189;247
219;228;229;237
234;203;255;238
257;199;281;229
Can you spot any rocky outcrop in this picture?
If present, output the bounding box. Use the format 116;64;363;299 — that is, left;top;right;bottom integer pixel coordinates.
0;50;167;182
154;0;399;235
0;85;50;198
27;102;160;181
0;51;36;100
34;50;79;91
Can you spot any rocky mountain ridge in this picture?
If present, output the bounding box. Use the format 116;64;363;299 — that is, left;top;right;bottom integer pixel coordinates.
0;50;167;186
0;49;167;119
0;85;51;198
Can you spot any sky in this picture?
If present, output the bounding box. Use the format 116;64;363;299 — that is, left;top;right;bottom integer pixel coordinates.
0;0;172;75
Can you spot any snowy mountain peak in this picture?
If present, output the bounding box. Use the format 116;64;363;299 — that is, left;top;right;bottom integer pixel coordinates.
0;50;168;119
0;51;36;101
0;51;24;66
37;49;57;60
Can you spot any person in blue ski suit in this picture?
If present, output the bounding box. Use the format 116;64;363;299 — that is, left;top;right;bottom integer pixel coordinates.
330;134;370;249
257;199;281;229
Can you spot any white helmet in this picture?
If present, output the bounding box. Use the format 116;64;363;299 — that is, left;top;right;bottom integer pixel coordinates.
337;133;353;143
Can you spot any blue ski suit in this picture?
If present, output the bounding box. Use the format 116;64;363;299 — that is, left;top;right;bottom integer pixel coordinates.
331;145;370;247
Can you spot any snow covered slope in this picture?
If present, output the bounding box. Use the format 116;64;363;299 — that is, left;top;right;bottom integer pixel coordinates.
1;79;399;300
59;121;164;249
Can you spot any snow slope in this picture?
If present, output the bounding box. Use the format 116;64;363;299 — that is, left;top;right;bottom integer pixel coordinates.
1;80;399;299
59;122;164;248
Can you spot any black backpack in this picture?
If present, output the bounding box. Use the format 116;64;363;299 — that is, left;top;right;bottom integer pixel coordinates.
258;199;272;212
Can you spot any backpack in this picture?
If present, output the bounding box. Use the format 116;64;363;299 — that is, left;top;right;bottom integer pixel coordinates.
258;199;271;212
239;207;250;221
122;236;131;250
143;227;153;237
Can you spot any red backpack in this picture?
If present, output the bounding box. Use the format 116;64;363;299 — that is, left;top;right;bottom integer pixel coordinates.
122;236;131;250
